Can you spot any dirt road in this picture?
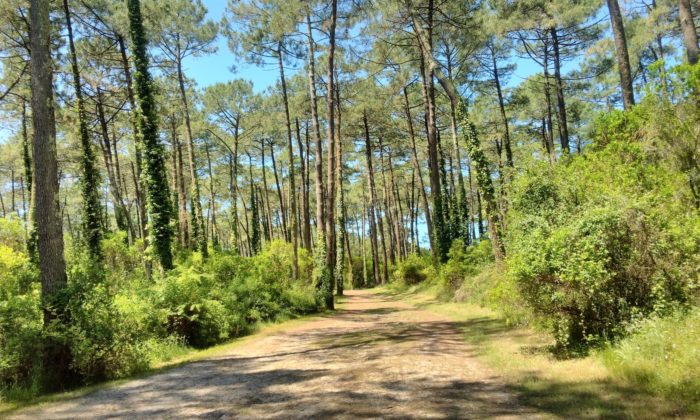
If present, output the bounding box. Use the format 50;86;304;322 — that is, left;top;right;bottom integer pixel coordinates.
9;290;543;419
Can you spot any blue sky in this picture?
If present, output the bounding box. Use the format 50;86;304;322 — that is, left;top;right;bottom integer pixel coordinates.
182;0;278;93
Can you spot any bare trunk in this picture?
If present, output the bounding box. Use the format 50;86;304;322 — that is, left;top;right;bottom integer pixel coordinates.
306;9;325;241
177;52;207;257
550;27;570;153
679;0;699;65
403;86;434;250
607;0;636;109
277;44;299;279
269;140;287;241
363;111;382;285
31;0;68;301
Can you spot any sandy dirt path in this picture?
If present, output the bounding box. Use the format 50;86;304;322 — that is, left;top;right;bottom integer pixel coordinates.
9;289;544;419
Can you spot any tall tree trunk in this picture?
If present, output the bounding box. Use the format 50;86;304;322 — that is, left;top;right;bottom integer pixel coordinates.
176;52;207;257
30;0;70;386
306;8;325;245
335;79;345;295
550;27;570;154
96;87;133;237
323;0;338;308
490;43;514;168
377;137;397;265
413;1;446;262
259;140;274;241
387;148;406;259
204;142;218;248
607;0;636;109
403;86;434;250
230;123;240;254
296;119;311;249
277;45;299;279
363;111;382;285
63;0;103;258
21;100;36;256
679;0;699;65
269;140;287;240
172;117;190;248
111;127;131;242
117;34;147;241
543;41;557;163
445;55;471;247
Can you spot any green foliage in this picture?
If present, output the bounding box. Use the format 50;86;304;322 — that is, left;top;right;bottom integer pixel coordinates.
0;217;26;252
393;253;430;286
0;246;40;389
127;0;174;270
601;308;700;411
440;240;494;292
158;241;315;348
0;238;317;400
507;141;699;348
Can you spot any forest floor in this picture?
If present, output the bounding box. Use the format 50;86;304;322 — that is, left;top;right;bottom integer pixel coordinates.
6;289;686;419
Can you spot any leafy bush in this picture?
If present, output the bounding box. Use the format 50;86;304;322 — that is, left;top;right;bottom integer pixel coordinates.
507;142;700;348
0;217;26;253
0;237;319;400
0;246;41;389
393;253;430;285
601;308;700;411
440;240;493;292
157;241;317;348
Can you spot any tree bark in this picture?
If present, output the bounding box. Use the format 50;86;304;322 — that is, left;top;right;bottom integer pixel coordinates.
176;49;207;257
269;140;287;241
277;44;299;279
403;86;434;251
306;9;325;242
679;0;699;65
550;27;570;153
204;142;218;248
363;111;382;285
117;34;147;241
31;0;68;300
172;117;190;248
296;118;312;250
325;0;338;299
127;0;174;270
607;0;636;109
96;87;133;238
490;43;514;168
63;0;103;257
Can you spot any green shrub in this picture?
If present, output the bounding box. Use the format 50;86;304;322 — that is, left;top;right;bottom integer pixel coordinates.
601;308;700;411
440;240;493;292
393;253;430;285
0;246;41;389
0;236;319;399
157;267;231;348
0;217;26;253
507;143;699;348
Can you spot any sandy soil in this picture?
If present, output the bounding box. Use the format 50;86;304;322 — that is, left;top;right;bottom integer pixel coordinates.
9;290;544;419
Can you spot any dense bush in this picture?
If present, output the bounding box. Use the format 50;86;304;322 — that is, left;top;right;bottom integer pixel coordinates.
440;240;493;291
0;237;318;399
507;141;700;347
0;246;41;389
393;253;430;285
